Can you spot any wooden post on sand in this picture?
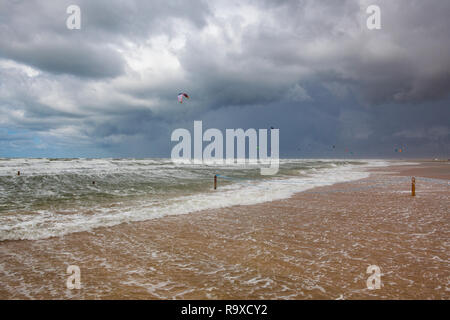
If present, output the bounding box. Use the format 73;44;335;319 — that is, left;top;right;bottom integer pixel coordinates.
214;175;217;190
411;177;416;196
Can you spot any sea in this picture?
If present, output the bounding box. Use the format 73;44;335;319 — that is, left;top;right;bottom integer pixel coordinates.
0;158;388;241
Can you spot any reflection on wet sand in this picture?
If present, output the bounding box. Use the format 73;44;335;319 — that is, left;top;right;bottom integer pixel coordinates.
0;162;448;299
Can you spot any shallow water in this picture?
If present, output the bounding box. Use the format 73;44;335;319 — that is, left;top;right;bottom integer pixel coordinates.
0;158;389;240
0;169;448;299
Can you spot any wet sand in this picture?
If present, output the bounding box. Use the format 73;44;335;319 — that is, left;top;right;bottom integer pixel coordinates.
0;161;449;299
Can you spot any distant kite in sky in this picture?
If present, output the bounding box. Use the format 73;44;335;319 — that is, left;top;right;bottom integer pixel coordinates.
178;93;189;103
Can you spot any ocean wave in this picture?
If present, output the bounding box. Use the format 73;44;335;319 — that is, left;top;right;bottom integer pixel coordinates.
0;159;388;241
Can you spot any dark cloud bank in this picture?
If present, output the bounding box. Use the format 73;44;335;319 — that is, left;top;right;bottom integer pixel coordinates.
0;0;449;158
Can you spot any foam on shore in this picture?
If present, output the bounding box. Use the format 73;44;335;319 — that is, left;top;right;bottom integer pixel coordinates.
0;159;389;241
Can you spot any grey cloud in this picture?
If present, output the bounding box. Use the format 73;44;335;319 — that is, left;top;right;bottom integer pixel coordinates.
1;40;125;78
0;0;449;158
185;0;450;105
0;0;211;78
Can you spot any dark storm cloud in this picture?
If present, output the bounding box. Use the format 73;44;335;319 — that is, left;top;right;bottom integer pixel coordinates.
172;0;450;112
0;0;449;158
0;0;210;78
0;1;120;78
1;40;125;78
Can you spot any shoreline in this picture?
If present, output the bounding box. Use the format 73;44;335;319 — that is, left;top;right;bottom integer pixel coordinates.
0;159;385;242
371;160;450;180
0;160;448;299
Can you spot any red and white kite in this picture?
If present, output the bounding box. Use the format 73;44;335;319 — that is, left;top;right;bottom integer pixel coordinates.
177;93;189;103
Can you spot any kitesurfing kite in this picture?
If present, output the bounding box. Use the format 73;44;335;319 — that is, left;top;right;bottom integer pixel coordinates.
178;93;189;103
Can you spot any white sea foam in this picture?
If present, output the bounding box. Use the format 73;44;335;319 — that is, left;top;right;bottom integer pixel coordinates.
0;159;390;241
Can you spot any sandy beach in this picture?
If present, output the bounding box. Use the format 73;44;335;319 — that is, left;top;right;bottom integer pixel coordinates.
0;161;448;299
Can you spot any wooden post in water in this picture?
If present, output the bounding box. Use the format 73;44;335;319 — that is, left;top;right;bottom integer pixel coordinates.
17;171;20;176
411;177;416;196
214;175;217;190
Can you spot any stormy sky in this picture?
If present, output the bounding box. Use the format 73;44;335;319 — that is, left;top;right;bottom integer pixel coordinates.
0;0;449;158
